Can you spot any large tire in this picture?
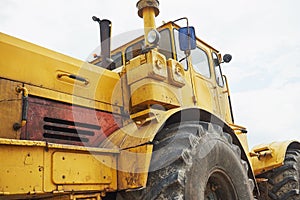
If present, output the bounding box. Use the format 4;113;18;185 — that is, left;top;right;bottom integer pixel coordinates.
257;149;300;200
118;122;254;199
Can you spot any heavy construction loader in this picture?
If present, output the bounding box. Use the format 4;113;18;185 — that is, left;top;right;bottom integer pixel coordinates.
1;0;299;199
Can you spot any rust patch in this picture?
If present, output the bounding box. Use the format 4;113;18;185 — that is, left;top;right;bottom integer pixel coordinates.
21;96;122;147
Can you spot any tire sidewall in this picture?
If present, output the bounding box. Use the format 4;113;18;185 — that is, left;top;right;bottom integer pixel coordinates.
185;132;253;200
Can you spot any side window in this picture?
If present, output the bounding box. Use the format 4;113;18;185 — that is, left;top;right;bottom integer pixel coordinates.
213;52;224;87
111;52;123;68
158;29;173;60
190;47;210;78
124;29;172;62
125;41;144;62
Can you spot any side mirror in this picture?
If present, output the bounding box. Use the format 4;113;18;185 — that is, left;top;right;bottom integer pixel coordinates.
178;27;196;52
223;54;232;63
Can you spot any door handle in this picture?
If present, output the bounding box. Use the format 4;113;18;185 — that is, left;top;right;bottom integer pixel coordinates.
57;73;89;85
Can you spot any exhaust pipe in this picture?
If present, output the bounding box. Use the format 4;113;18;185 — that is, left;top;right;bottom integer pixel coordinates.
92;16;115;70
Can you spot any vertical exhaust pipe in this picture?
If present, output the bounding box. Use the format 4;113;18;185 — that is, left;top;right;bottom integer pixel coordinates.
93;17;115;70
100;19;112;64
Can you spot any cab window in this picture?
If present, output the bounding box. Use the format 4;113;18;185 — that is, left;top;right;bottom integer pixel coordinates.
111;52;123;68
125;41;144;62
125;29;172;62
190;47;210;78
158;29;173;60
213;52;224;87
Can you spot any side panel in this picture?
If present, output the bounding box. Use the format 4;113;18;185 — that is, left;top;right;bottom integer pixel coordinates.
0;32;122;113
0;139;118;198
0;79;22;139
118;144;153;190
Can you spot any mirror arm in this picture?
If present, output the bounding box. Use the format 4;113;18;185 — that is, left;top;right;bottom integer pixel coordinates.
172;17;191;52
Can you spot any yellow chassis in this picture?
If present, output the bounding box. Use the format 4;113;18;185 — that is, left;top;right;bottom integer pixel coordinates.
0;138;118;197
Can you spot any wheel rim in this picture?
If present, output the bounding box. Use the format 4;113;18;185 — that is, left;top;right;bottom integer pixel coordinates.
204;169;238;200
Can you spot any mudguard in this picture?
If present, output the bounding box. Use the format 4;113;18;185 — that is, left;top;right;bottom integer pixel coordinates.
251;140;300;175
100;107;254;190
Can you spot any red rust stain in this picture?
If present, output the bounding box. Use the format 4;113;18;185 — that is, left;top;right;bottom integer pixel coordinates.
21;97;122;147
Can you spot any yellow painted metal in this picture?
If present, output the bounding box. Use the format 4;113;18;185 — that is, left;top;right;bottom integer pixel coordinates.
100;107;183;149
118;144;153;190
52;152;113;185
0;138;118;197
250;141;296;175
230;124;250;152
142;7;156;46
124;49;194;114
167;59;186;87
191;72;219;116
71;193;102;200
0;79;22;139
126;50;167;84
24;84;121;114
137;0;159;46
0;32;122;113
222;75;234;124
130;79;181;109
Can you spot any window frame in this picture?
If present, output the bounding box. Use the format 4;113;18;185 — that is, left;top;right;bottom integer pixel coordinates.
212;52;225;87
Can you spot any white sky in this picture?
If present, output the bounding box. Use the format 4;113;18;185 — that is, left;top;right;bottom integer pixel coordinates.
1;0;300;148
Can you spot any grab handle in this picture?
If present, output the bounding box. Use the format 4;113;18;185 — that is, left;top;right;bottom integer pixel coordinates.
57;73;89;85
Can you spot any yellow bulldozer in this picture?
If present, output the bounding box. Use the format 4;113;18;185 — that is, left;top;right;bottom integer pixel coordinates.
0;0;299;199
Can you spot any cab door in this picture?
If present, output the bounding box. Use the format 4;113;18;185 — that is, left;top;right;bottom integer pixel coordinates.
189;46;221;117
211;52;232;123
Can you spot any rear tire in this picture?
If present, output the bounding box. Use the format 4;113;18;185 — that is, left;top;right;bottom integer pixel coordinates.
117;122;254;199
257;149;300;200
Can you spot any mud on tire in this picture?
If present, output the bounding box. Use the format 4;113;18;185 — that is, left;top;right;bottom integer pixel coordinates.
257;149;300;200
117;122;254;200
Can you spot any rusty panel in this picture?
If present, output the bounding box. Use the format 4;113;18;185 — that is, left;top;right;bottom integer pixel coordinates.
21;96;122;147
0;78;22;139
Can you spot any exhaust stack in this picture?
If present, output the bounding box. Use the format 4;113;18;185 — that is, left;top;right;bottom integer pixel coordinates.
93;17;115;70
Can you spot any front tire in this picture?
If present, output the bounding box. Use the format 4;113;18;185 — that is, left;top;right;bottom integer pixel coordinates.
118;122;254;199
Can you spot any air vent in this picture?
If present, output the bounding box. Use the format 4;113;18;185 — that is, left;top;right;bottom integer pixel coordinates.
22;96;122;147
43;117;100;144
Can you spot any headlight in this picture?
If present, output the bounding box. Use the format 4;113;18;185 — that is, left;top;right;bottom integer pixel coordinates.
147;29;160;45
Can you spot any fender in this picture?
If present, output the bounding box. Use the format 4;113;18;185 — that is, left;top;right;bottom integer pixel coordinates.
100;107;234;149
100;107;255;191
251;141;300;175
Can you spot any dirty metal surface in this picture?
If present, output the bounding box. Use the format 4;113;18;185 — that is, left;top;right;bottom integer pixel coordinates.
21;96;122;147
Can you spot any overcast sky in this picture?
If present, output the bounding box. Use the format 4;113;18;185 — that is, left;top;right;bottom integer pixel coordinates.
1;0;300;148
